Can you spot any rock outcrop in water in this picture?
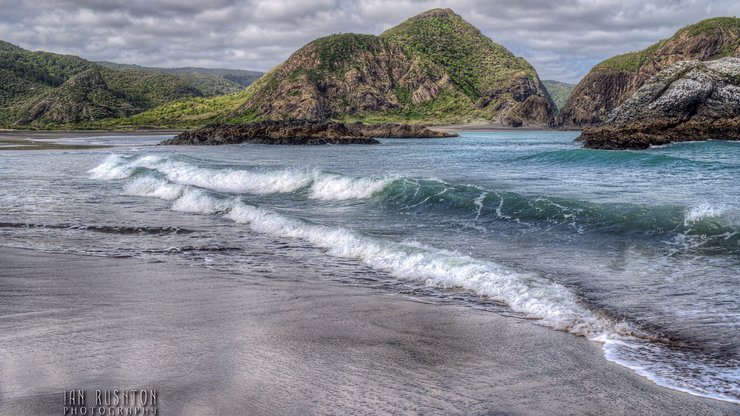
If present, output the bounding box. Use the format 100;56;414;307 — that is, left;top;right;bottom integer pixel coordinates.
579;57;740;149
160;121;456;145
558;17;740;127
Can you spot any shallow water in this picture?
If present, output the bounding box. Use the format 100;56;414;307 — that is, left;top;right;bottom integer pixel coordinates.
0;131;738;403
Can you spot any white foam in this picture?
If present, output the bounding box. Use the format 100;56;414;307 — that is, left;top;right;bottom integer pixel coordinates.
88;154;135;180
224;201;618;336
122;176;184;200
309;173;394;200
160;163;313;195
473;191;487;220
599;334;740;405
684;203;726;225
123;176;230;215
90;154;391;200
172;189;230;214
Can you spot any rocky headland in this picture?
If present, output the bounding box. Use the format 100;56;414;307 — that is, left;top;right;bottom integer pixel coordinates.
127;9;556;129
579;57;740;149
558;17;739;127
160;121;457;145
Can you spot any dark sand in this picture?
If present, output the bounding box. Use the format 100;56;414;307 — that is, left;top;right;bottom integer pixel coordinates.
0;247;737;415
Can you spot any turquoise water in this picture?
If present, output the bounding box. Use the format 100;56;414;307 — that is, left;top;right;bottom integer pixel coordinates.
1;131;738;402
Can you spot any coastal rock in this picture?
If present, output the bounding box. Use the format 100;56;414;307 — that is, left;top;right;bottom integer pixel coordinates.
101;8;556;129
579;57;740;149
160;121;457;146
558;17;740;127
220;9;555;127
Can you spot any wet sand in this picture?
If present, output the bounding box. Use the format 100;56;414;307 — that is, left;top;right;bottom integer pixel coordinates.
0;247;737;415
0;130;182;150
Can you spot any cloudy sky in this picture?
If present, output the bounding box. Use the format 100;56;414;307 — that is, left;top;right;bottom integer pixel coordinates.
0;0;737;83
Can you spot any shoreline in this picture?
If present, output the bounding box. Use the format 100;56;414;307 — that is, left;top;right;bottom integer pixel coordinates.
430;123;578;133
0;125;574;141
0;129;183;150
0;124;581;152
0;246;736;415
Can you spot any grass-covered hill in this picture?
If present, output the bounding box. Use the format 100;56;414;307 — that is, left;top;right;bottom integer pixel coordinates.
541;80;575;112
0;42;261;128
558;17;740;127
97;62;262;96
110;8;555;129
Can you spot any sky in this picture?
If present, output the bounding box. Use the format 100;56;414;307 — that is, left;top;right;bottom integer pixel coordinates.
0;0;737;83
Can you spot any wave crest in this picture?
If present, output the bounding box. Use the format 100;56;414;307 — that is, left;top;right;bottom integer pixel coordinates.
90;154;739;252
91;154;392;201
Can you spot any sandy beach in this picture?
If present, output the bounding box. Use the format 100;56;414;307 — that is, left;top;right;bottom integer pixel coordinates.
0;130;182;150
0;247;736;415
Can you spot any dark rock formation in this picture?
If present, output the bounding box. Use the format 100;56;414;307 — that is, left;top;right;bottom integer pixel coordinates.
579;58;740;149
161;121;457;146
558;17;740;127
112;8;556;129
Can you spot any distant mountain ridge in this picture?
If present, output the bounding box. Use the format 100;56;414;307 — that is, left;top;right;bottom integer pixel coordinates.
0;42;261;128
96;62;262;95
559;17;740;127
115;8;555;128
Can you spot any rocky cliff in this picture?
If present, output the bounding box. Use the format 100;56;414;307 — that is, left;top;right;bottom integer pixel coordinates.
558;17;740;127
122;8;555;128
579;57;740;149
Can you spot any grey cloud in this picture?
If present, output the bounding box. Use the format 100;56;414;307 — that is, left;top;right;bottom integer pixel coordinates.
0;0;738;83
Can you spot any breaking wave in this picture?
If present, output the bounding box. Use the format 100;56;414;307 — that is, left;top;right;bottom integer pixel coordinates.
93;154;739;252
91;154;394;201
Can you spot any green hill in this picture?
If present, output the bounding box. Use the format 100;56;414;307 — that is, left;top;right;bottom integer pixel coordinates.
558;17;740;127
541;80;574;112
109;8;555;129
0;42;261;128
97;62;262;96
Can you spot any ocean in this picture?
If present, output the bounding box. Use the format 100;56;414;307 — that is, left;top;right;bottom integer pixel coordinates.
1;131;738;404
